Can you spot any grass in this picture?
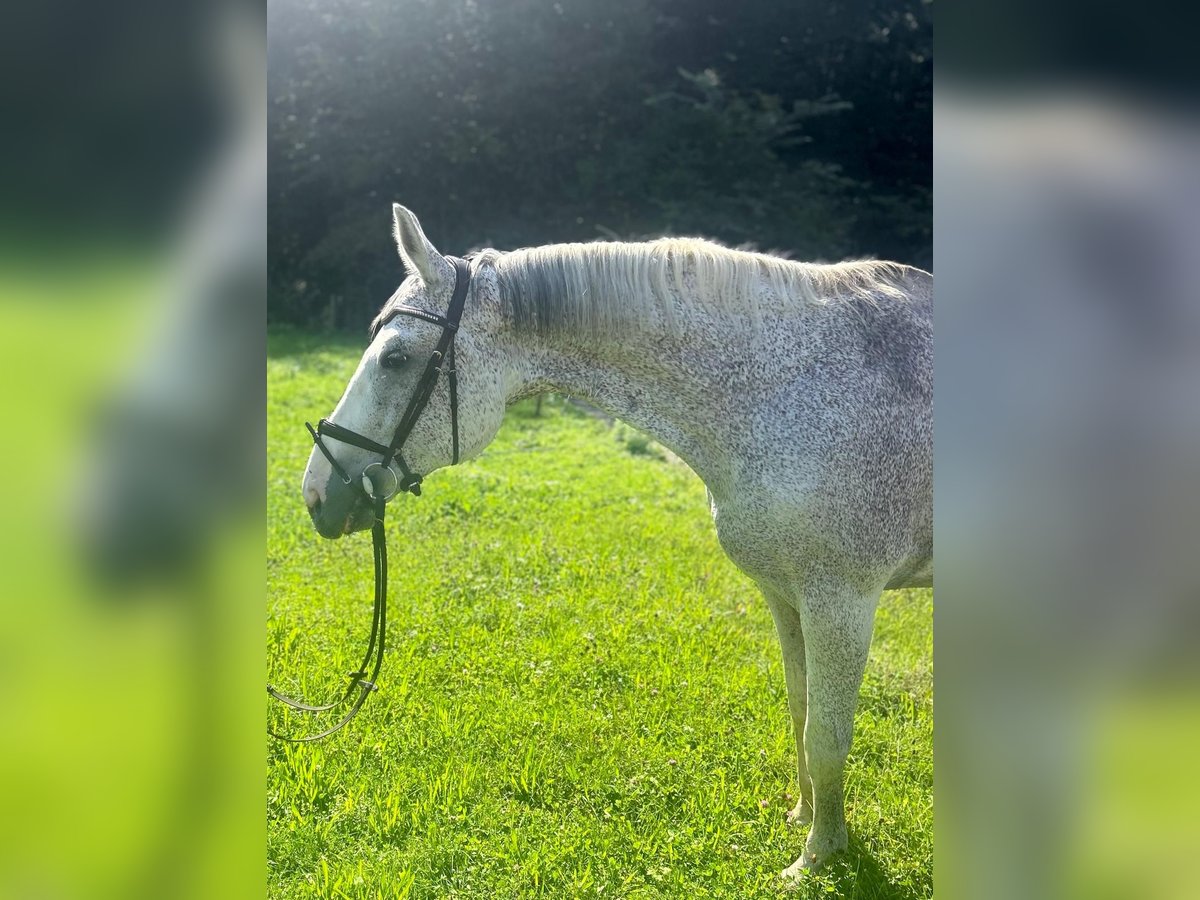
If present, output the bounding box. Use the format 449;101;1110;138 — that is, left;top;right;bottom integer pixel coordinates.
267;328;932;899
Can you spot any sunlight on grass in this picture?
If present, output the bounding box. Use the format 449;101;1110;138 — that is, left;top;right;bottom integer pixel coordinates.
267;329;932;899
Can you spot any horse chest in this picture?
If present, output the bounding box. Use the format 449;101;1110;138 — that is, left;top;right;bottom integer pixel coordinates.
707;489;815;582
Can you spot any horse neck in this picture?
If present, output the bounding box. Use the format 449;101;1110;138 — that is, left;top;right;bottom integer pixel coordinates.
501;289;758;491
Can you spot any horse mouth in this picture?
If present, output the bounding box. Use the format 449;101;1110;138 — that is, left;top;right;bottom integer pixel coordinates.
343;505;375;535
310;495;375;539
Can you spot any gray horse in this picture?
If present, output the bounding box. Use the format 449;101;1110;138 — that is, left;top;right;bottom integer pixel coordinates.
302;205;932;883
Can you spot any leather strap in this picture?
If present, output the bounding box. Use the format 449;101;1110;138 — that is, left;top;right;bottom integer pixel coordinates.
267;496;387;742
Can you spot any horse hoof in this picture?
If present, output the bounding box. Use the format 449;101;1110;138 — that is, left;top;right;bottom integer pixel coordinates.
779;857;813;890
784;801;812;827
779;845;828;888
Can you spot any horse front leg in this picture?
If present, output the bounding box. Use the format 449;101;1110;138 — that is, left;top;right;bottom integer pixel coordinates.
782;579;879;884
762;586;813;827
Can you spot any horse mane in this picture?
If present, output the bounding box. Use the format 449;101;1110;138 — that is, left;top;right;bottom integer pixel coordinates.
469;238;912;337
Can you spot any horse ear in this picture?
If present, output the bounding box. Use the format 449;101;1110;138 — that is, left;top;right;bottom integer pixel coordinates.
392;204;451;286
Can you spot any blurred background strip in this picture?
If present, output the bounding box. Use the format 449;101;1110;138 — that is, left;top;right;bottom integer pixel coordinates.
0;1;263;898
938;0;1200;898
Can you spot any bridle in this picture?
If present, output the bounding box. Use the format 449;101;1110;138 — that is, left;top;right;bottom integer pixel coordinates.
268;256;471;742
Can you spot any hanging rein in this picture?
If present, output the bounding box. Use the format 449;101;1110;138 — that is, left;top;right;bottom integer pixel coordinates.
267;257;471;742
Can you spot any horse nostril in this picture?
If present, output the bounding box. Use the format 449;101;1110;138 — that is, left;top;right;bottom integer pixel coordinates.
303;482;322;511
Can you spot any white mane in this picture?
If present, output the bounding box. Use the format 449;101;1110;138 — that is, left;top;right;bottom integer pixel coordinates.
471;237;910;337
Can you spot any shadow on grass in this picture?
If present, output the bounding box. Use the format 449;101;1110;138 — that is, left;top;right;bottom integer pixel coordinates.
793;832;929;900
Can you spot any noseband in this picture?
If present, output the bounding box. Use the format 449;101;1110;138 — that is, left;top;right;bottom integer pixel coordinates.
268;257;471;742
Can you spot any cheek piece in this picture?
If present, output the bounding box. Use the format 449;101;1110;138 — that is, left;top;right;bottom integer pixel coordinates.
268;256;470;742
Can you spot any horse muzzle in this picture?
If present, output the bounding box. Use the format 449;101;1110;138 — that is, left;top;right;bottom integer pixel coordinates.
307;483;375;539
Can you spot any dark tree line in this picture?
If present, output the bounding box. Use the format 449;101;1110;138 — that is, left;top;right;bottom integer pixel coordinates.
269;0;931;329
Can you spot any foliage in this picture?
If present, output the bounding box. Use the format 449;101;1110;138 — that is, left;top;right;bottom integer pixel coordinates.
266;330;932;898
268;0;932;329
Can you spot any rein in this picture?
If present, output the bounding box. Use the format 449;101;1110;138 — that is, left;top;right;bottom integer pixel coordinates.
268;257;471;742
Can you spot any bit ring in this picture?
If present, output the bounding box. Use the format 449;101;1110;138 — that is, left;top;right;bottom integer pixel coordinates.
361;462;399;500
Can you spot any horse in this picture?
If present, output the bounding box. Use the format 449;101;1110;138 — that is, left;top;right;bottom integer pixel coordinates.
301;204;932;884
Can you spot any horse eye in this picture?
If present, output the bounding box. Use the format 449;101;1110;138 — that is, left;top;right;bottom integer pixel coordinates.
381;350;408;369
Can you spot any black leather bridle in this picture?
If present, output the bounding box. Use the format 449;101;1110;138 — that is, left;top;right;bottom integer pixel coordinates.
268;256;471;742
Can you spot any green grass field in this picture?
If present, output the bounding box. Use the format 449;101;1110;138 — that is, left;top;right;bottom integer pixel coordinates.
267;329;932;899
